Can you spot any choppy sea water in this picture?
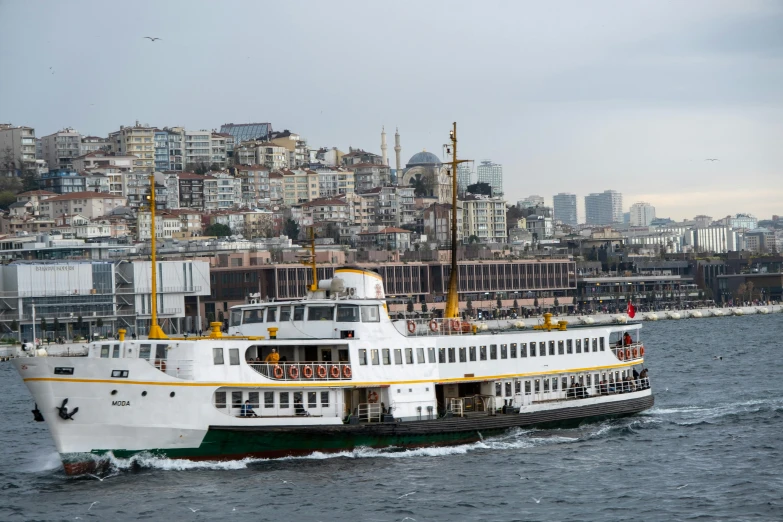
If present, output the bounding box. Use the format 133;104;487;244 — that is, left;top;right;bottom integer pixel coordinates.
1;315;782;521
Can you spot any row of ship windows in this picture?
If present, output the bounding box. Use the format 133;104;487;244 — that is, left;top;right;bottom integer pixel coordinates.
495;369;633;397
215;390;329;409
358;338;605;366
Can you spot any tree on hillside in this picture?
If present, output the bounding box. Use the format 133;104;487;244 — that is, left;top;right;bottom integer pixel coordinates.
186;162;211;175
205;223;232;237
0;191;16;210
411;172;437;198
283;218;300;239
20;168;40;192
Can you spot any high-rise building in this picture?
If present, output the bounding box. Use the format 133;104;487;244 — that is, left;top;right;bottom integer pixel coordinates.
584;190;623;225
476;160;503;196
629;201;656;226
517;195;544;209
457;163;472;196
0;124;37;175
553;192;578;226
41;128;82;170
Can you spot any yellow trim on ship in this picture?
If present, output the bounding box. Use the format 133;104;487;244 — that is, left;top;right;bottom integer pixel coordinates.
23;359;643;388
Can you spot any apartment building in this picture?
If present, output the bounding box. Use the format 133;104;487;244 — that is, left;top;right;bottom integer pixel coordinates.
316;167;355;198
235;165;270;207
353;163;391;193
553;192;578;226
178;172;207;209
461;195;508;243
268;129;308;168
38;192;127;220
0;124;38;174
204;173;240;211
112;123;156;171
235;141;288;170
281;169;319;206
72;151;136;173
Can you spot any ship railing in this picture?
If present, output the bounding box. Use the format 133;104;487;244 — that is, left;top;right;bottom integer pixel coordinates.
248;361;353;381
449;394;496;416
449;398;464;417
149;359;195;380
611;342;645;361
357;402;382;423
403;317;476;337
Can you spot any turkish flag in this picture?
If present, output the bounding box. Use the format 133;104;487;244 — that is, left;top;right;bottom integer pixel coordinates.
627;302;636;318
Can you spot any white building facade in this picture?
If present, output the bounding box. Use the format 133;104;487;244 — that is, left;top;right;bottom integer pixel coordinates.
629;202;656;227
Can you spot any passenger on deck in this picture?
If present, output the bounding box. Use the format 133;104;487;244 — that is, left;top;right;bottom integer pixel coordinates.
265;348;280;364
240;400;258;418
639;368;650;389
632;368;640;387
623;332;633;346
294;399;310;417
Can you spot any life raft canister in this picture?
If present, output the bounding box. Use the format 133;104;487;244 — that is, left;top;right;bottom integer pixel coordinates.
273;365;284;379
330;365;341;378
302;365;314;379
367;391;379;403
407;320;416;334
288;365;299;379
316;365;327;379
343;366;352;378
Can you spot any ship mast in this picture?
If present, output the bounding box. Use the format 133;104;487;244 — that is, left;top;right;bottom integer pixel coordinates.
147;173;167;340
444;122;469;319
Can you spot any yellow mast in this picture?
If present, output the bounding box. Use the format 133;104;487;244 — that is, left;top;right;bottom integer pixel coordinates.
444;122;469;319
308;226;318;292
147;173;167;340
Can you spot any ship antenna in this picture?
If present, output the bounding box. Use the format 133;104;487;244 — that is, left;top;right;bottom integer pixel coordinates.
147;173;168;340
444;122;469;319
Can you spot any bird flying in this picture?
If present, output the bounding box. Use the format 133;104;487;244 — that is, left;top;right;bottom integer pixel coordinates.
144;37;162;42
705;158;719;162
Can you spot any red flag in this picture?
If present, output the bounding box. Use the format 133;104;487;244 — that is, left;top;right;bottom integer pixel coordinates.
627;302;636;318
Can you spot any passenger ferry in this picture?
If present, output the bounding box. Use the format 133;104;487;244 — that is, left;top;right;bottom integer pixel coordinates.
11;127;653;476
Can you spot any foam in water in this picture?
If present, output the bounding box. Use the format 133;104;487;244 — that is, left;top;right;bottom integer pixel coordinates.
20;451;63;473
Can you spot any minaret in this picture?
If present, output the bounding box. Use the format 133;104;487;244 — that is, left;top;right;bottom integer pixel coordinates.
394;127;402;177
381;126;388;166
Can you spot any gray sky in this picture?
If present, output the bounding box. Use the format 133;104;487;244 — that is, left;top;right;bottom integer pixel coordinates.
1;0;781;221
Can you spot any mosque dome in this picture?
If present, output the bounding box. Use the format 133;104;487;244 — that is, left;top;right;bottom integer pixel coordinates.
407;150;441;167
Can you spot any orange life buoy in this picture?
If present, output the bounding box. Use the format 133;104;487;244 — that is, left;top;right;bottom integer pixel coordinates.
625;349;632;360
316;365;327;379
618;349;625;361
429;319;438;332
632;347;639;358
330;365;341;378
288;365;299;379
343;365;352;378
273;365;284;379
407;320;416;334
302;365;314;379
367;391;379;403
449;319;461;331
640;346;645;357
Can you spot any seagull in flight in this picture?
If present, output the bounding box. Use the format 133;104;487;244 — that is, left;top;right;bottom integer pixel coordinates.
397;491;416;499
677;484;689;489
188;507;200;512
144;36;162;42
705;158;719;162
88;502;99;511
532;497;542;503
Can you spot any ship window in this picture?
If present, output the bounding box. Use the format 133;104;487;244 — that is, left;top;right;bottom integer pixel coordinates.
294;391;303;407
459;347;466;362
308;306;334;321
515;380;521;394
438;348;446;363
321;391;329;407
490;345;497;360
382;348;391;365
280;392;290;408
579;375;584;385
521;343;527;357
584;338;590;353
213;348;224;365
600;337;605;351
595;374;600;386
264;391;275;408
567;339;573;354
552;377;558;391
417;347;425;363
530;343;536;357
308;392;317;409
428;347;436;363
525;381;531;395
100;344;110;358
576;340;582;353
593;338;598;352
230;310;242;326
293;305;305;321
505;382;512;396
479;346;487;360
448;347;456;363
358;349;367;365
232;391;242;409
544;379;550;392
558;340;564;355
510;343;517;358
361;305;380;322
549;341;555;356
337;305;360;322
243;309;264;324
534;379;540;392
501;344;508;359
248;391;259;408
280;306;291;321
562;377;568;389
139;344;151;359
371;349;379;365
215;391;226;408
394;349;403;364
266;307;278;322
405;348;414;364
495;382;502;397
539;342;546;357
227;348;239;365
469;346;476;361
586;374;592;386
609;373;614;383
112;345;120;358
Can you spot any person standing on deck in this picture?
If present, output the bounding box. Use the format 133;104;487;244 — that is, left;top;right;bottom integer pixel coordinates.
265;348;280;364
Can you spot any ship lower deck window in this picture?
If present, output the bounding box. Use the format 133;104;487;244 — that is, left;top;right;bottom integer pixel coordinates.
394;349;403;364
521;343;527;357
264;392;274;408
510;343;517;358
558;341;564;355
459;347;466;362
280;306;291;321
530;343;536;357
469;346;476;361
112;345;120;358
139;344;151;359
524;381;531;395
567;339;573;354
229;348;239;365
213;348;224;365
308;392;317;408
100;345;110;358
382;348;391;365
544;379;550;392
293;305;305;321
280;392;290;409
515;380;521;394
371;349;379;365
592;339;598;352
243;309;264;324
480;346;487;360
552;378;558;391
576;339;582;353
361;305;380;322
600;338;605;351
232;391;242;409
248;391;259;408
501;344;508;359
534;380;540;392
359;349;367;365
230;310;242;327
539;342;546;357
490;345;497;360
584;338;590;353
405;348;414;364
495;383;502;396
562;377;568;389
428;347;436;363
417;347;425;363
438;348;446;363
586;374;592;386
337;305;360;322
505;382;512;396
448;347;456;363
321;391;329;407
308;306;334;321
215;391;226;408
549;341;555;356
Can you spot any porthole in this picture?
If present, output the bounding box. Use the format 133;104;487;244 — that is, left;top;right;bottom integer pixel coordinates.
111;390;117;395
141;391;147;397
170;392;175;398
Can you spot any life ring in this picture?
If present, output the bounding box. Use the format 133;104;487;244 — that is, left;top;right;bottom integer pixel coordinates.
429;319;439;332
330;365;341;378
302;365;314;379
316;365;327;379
632;347;639;358
273;365;284;379
640;346;645;357
407;320;416;334
158;360;167;372
617;349;625;361
288;365;299;379
367;391;379;403
449;319;461;331
625;349;632;360
343;366;352;378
